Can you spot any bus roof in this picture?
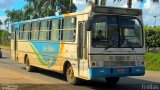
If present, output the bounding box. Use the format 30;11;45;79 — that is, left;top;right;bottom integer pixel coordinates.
11;5;142;25
92;5;142;16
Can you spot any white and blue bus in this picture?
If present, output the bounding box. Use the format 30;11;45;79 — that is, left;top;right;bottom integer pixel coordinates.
11;5;145;85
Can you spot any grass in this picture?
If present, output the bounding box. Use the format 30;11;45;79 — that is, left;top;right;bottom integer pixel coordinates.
0;45;10;51
145;53;160;71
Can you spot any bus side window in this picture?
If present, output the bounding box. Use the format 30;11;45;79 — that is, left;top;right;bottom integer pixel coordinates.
39;21;48;40
19;24;24;40
29;24;31;40
61;17;76;42
31;22;39;40
11;25;15;40
23;24;30;40
51;19;60;41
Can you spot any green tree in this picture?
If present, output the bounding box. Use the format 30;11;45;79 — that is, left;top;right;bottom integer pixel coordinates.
0;20;2;25
1;30;9;41
145;26;160;52
86;0;159;8
0;20;2;30
5;9;23;22
5;0;77;21
23;0;77;19
0;30;10;45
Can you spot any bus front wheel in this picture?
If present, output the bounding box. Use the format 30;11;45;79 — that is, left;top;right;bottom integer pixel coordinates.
66;64;80;85
25;56;34;72
105;77;120;86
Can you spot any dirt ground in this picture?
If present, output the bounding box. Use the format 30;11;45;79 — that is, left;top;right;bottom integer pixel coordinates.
0;67;46;84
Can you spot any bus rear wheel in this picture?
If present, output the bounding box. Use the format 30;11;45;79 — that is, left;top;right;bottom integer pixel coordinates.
25;56;34;72
105;77;120;86
66;64;80;85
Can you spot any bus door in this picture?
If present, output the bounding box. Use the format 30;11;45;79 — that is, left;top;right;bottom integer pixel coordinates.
78;21;88;78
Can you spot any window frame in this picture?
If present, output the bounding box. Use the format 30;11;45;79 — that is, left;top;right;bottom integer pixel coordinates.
39;20;49;40
11;25;15;40
31;22;40;40
23;23;30;40
50;19;61;41
19;24;24;40
61;17;77;42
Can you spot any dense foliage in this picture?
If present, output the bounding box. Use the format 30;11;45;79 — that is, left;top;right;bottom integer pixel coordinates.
145;26;160;48
86;0;159;8
5;0;77;23
0;30;10;45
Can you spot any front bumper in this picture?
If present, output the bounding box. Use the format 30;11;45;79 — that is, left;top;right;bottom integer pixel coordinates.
89;66;145;79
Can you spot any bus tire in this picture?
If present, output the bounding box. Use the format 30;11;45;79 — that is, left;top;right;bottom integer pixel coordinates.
105;77;120;86
66;64;80;85
25;56;34;72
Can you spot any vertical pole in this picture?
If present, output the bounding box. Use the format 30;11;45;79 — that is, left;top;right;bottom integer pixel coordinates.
154;16;157;26
56;0;58;11
127;0;132;8
55;0;59;15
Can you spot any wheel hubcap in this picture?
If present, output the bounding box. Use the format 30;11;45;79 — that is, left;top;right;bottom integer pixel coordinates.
67;67;74;80
26;59;29;70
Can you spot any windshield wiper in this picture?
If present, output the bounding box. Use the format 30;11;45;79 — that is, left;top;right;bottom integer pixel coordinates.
105;46;109;50
125;40;134;50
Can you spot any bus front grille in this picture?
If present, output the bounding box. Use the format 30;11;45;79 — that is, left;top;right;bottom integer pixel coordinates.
104;61;135;67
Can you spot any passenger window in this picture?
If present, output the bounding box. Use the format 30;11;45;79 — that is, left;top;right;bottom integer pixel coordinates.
11;25;15;40
19;25;23;40
23;24;30;40
51;19;60;41
39;21;48;40
61;17;76;42
62;30;75;42
31;22;39;40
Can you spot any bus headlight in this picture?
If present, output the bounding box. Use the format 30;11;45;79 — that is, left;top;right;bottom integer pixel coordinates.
136;61;144;66
96;62;100;66
136;55;144;66
91;61;102;67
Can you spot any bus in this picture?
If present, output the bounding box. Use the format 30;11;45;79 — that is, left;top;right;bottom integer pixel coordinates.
11;5;145;85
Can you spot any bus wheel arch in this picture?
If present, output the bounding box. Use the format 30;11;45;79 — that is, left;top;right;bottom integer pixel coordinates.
24;54;28;64
63;60;71;75
63;60;80;85
24;54;34;72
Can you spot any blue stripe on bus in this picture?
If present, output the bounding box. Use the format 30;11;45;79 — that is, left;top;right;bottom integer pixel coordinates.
12;15;64;25
89;66;145;79
30;41;60;67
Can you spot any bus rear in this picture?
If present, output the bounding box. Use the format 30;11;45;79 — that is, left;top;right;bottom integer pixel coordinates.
87;6;145;84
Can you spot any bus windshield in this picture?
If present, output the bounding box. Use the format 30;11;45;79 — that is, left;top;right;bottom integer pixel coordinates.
91;15;143;48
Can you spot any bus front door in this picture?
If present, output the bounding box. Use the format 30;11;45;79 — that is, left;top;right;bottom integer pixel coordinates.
78;22;88;78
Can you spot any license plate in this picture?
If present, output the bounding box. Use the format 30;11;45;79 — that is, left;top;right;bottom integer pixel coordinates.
116;68;125;72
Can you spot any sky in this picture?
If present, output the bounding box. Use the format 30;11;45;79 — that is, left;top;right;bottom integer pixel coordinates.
0;0;160;29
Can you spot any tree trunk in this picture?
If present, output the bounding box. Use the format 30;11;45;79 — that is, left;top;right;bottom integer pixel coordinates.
127;0;132;8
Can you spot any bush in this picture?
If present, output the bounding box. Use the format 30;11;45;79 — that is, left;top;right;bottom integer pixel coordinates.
145;53;160;71
145;26;160;48
0;30;10;46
